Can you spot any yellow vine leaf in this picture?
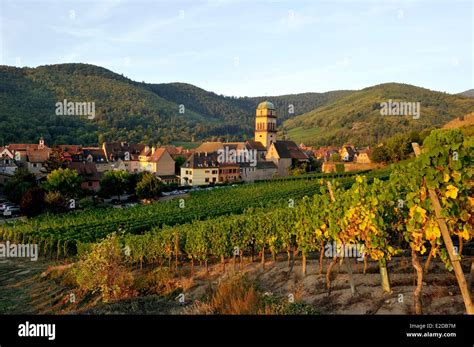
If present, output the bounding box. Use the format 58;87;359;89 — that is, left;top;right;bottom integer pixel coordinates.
409;205;427;221
425;221;440;241
445;185;458;199
451;171;461;182
443;173;450;182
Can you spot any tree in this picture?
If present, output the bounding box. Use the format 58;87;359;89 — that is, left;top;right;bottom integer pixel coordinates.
174;156;186;174
135;173;164;200
126;172;143;194
289;162;308;176
43;168;83;198
100;170;129;200
4;169;37;204
44;191;68;213
371;146;390;163
329;153;341;162
386;134;414;162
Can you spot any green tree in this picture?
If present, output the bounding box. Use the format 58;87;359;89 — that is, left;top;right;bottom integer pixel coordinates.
44;191;68;213
174;156;186;174
135;173;164;200
4;169;37;204
100;170;129;200
329;153;341;162
43;168;83;198
371;146;390;163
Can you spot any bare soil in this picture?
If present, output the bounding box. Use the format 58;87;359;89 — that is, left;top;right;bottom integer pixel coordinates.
1;253;472;315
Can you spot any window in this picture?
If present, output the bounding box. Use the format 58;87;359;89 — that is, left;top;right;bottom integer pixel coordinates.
205;177;209;183
212;170;217;174
212;177;216;182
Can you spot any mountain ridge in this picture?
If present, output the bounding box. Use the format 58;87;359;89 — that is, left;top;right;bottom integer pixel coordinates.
1;63;472;147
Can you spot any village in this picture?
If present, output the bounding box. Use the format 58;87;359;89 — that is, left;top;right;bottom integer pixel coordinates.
0;101;380;193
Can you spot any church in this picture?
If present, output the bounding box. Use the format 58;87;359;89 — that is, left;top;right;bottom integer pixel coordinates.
180;101;309;185
254;101;309;176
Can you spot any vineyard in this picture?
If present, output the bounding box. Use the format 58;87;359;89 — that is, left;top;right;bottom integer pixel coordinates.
0;170;389;253
1;129;472;314
114;129;472;314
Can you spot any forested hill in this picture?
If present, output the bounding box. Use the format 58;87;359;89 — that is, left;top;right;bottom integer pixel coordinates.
0;63;348;146
1;64;471;147
150;82;353;126
283;83;474;147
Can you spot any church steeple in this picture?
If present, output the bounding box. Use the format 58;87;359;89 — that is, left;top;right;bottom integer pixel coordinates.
254;101;277;149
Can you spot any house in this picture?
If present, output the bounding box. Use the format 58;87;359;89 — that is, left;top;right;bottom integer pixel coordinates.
102;142;145;162
0;148;17;185
355;148;372;164
68;162;101;191
340;145;357;162
58;145;84;162
218;163;241;183
0;147;14;161
83;147;107;163
102;142;145;172
240;160;278;182
161;145;192;160
135;146;175;176
180;152;220;186
266;141;309;176
8;138;51;176
8;138;50;163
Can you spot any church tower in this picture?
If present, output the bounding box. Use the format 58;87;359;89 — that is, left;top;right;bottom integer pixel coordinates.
254;101;277;149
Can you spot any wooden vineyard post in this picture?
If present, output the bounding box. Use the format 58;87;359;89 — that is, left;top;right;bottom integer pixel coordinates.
412;142;474;314
326;181;357;296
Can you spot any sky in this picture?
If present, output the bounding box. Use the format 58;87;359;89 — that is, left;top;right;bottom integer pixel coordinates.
0;0;472;96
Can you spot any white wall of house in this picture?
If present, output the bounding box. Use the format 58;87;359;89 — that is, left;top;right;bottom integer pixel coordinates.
180;167;218;186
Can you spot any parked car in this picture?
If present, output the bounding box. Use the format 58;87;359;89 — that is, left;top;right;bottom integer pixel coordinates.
3;206;20;217
0;202;17;211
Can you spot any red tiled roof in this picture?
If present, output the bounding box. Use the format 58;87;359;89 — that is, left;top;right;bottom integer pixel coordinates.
26;148;50;162
148;148;168;162
8;144;39;151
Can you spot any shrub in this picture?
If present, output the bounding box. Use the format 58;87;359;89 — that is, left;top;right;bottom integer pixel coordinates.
209;274;261;314
44;191;68;213
20;187;45;216
69;234;135;303
335;163;345;173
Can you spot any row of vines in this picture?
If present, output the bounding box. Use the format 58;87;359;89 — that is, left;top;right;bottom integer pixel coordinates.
0;170;389;250
119;129;472;313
